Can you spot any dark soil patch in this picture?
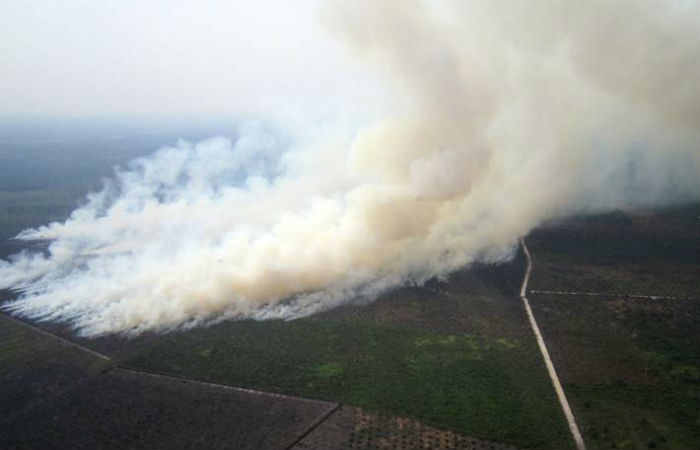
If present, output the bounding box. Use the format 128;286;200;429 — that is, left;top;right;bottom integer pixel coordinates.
1;368;336;450
0;314;111;420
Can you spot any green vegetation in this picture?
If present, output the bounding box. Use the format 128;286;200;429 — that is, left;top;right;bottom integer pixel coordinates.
569;382;698;450
568;306;699;450
528;205;699;450
531;295;699;449
127;319;574;449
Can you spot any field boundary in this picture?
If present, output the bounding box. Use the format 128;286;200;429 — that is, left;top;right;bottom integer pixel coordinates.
2;310;344;447
1;312;112;361
283;402;343;450
529;290;688;301
519;238;586;450
115;367;340;405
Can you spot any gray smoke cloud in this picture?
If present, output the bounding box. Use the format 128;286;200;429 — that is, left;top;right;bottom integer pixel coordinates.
1;0;698;336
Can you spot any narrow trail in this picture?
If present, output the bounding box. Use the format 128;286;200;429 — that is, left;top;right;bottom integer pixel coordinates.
115;367;338;405
519;237;586;450
528;290;685;301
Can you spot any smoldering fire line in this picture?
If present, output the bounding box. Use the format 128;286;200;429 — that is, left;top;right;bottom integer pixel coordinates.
1;0;698;336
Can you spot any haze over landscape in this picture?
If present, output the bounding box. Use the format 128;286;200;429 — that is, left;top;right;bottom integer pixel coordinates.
1;2;699;450
1;0;698;336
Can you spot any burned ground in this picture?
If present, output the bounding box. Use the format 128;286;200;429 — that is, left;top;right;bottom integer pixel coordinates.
0;314;111;420
1;367;337;450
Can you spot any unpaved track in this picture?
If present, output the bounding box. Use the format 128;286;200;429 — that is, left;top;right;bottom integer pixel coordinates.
519;238;586;450
529;289;685;301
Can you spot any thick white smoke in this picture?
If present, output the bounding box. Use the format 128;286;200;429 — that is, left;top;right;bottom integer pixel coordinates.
1;0;698;336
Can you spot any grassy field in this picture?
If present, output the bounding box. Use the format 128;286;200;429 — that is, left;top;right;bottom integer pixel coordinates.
122;258;574;449
531;295;699;450
127;317;572;449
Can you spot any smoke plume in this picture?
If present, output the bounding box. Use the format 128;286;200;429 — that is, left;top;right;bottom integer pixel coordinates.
1;0;698;335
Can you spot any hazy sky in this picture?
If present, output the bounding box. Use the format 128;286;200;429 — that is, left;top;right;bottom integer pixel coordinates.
0;0;385;119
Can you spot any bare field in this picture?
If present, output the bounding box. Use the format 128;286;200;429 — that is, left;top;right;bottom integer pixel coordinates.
0;314;111;420
1;368;337;450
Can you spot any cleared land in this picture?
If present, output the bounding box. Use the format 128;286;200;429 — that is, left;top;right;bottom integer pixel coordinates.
0;314;111;420
291;405;517;450
1;365;337;450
